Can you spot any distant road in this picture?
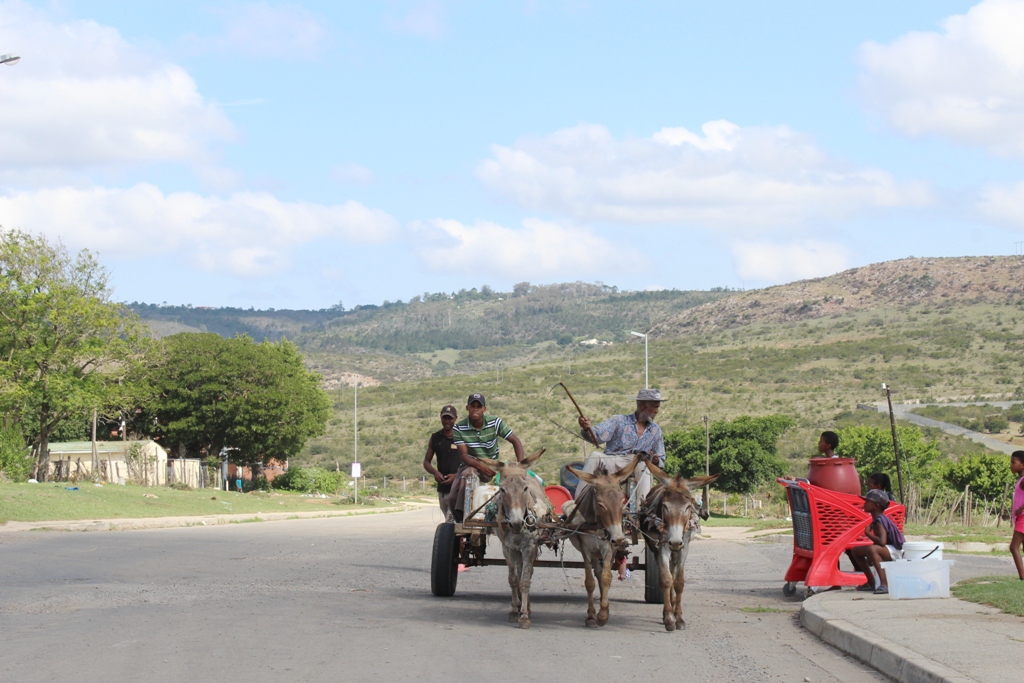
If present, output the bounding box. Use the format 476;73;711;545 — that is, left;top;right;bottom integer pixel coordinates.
872;401;1021;455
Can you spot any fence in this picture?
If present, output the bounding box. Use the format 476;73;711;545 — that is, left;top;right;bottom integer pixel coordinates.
903;482;1012;527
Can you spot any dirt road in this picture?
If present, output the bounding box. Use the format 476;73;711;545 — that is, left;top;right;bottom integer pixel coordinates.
0;506;930;682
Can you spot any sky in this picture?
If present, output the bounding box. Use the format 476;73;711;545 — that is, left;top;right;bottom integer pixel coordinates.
2;0;1024;309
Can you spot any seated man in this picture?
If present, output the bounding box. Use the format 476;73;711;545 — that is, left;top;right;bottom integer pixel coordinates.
848;489;906;594
445;393;525;521
576;388;667;508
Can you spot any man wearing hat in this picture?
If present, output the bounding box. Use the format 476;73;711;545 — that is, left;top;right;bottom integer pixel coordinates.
422;405;461;519
576;388;667;506
446;393;525;521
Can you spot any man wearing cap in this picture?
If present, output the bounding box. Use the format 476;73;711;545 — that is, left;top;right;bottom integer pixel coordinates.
446;393;525;521
576;388;667;505
422;405;461;519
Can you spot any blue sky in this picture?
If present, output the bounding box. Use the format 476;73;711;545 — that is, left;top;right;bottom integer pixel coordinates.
2;0;1024;309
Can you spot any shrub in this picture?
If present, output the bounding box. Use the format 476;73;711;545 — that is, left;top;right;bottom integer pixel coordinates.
983;414;1009;433
835;424;941;485
0;424;32;482
272;466;341;493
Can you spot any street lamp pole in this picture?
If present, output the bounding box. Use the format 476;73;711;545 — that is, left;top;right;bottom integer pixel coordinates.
629;330;649;388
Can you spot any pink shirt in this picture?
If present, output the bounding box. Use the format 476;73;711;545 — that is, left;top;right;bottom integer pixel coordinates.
1014;476;1024;518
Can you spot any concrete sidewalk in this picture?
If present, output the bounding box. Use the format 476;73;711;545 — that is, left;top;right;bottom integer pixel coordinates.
802;590;1021;683
0;504;421;533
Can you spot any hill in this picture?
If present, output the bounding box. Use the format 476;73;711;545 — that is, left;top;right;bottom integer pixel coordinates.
655;256;1024;337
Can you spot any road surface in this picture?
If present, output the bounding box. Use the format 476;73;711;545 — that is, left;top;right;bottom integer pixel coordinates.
0;507;1010;683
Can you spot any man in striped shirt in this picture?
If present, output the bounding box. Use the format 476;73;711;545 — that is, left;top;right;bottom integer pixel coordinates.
446;392;525;520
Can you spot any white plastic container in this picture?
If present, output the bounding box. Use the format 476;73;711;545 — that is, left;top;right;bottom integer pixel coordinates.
881;559;954;599
901;541;944;561
470;484;499;519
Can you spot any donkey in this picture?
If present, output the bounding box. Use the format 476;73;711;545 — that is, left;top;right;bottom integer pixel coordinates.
641;462;719;631
492;449;554;629
563;455;641;628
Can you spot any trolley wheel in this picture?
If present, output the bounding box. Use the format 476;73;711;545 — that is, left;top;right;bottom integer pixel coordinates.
782;581;798;597
644;542;664;605
431;522;459;597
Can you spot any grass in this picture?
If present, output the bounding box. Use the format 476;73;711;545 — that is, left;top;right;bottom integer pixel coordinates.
0;482;409;525
952;576;1024;617
904;523;1014;545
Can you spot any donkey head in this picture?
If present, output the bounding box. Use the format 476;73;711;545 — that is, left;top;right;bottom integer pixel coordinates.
647;462;720;551
493;449;547;533
567;455;642;550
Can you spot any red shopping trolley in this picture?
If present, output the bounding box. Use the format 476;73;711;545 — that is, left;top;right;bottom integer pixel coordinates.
777;478;905;596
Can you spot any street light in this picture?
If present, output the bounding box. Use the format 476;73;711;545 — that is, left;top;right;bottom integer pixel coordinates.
0;54;20;66
629;330;648;388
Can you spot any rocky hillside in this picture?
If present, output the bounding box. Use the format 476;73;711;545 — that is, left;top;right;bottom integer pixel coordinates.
654;256;1024;337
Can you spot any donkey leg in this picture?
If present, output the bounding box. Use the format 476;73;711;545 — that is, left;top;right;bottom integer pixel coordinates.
517;543;538;629
671;552;687;630
505;548;522;623
596;547;613;626
582;552;598;628
658;546;675;631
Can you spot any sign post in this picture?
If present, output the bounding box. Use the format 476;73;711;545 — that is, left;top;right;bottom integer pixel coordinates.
351;462;361;505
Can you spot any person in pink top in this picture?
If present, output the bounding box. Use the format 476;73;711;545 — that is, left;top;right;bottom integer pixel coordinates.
1010;451;1024;581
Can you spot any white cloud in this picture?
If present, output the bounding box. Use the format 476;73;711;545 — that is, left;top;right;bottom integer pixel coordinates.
476;121;930;230
0;184;399;276
732;240;850;283
859;0;1024;157
198;3;327;59
976;181;1024;227
0;1;234;172
387;1;446;39
417;218;643;279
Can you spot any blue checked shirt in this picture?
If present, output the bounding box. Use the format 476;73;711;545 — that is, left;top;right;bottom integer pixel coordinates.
585;412;665;465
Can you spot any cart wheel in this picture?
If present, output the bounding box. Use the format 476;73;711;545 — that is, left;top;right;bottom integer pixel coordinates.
782;581;797;597
644;542;664;605
431;522;459;597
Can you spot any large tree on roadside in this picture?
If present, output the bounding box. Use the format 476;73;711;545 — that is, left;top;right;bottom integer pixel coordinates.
665;415;794;494
0;230;150;480
141;333;330;467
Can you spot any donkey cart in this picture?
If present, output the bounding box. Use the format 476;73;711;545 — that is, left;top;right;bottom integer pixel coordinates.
429;466;665;604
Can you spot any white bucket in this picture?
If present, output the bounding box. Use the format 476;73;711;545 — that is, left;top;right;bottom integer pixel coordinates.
902;541;943;561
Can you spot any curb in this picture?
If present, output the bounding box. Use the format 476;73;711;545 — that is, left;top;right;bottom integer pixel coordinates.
800;595;978;683
0;505;423;534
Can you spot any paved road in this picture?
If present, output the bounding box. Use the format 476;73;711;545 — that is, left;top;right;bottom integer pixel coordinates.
873;401;1022;454
0;508;1009;683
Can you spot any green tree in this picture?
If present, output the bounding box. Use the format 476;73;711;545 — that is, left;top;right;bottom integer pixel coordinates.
0;230;149;480
937;453;1015;502
141;333;331;466
665;415;794;494
983;414;1009;434
835;424;941;485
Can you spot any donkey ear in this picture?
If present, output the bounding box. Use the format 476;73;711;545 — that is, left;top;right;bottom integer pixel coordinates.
520;448;545;469
612;454;643;483
646;460;672;485
685;473;720;489
567;465;599;485
490;459;506;472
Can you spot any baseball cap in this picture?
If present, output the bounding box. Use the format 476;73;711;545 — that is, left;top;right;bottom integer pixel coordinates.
440;405;458;418
467;393;486;406
864;489;890;509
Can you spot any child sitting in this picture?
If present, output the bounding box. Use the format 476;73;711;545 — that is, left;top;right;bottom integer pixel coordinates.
848;489;905;594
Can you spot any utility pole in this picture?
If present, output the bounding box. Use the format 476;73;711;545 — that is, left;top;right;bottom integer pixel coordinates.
354;381;359;505
882;383;906;502
91;409;98;482
701;415;711;520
